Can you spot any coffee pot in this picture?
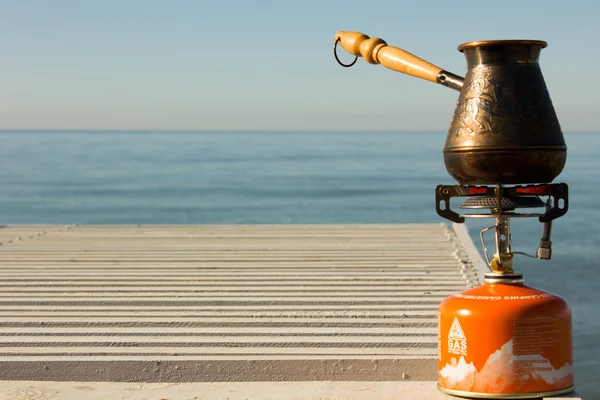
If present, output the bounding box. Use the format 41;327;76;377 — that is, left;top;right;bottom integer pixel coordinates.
334;31;566;185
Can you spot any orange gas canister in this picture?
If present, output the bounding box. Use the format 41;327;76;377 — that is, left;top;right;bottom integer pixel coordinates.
438;273;574;399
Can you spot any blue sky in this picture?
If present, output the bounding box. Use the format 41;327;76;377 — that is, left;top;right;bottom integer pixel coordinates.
1;0;599;131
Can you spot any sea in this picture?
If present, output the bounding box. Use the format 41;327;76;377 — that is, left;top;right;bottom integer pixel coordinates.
0;130;598;397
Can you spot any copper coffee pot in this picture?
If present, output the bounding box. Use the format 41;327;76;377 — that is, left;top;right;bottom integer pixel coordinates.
334;31;567;185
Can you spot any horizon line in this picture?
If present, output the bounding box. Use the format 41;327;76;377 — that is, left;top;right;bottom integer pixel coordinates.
0;128;447;133
0;128;599;133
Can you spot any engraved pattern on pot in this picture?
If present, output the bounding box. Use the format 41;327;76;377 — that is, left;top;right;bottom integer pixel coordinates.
455;69;510;137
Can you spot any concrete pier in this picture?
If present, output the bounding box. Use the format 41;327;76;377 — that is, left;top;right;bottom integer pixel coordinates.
0;224;580;399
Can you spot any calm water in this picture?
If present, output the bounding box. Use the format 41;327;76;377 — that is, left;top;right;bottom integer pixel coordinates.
1;130;598;397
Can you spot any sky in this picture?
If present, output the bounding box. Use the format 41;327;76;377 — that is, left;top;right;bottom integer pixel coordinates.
1;0;599;131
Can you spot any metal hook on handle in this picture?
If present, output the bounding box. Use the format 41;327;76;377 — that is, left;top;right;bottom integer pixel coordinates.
334;37;358;68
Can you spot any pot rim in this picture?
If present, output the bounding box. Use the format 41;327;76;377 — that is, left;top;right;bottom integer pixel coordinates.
458;40;548;51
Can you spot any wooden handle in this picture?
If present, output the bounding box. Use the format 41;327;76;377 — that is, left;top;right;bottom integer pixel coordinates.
335;30;443;83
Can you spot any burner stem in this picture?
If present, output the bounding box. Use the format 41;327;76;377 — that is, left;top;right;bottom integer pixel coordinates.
479;215;515;273
487;185;514;273
495;216;512;255
490;215;514;273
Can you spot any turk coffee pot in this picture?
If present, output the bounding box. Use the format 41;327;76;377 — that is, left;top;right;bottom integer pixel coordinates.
334;31;566;185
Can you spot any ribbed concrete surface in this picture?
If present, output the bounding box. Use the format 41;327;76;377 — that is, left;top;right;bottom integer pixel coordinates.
0;224;484;382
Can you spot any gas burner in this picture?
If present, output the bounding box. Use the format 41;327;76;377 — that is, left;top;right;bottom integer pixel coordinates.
435;183;568;223
436;183;569;264
459;195;546;210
